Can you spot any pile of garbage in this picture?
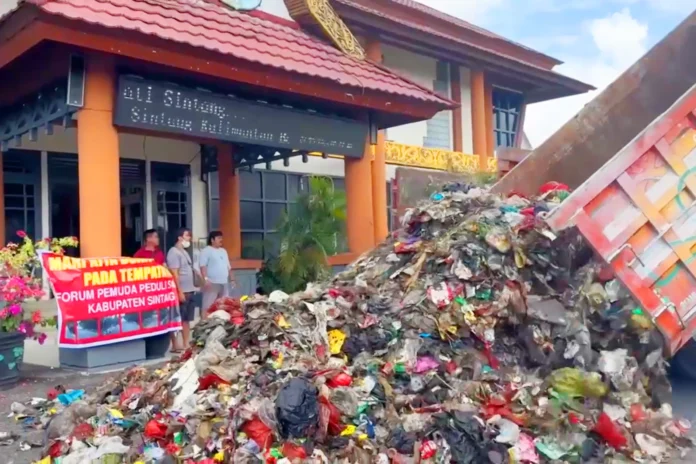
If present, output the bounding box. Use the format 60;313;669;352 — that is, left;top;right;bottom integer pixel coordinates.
15;185;695;463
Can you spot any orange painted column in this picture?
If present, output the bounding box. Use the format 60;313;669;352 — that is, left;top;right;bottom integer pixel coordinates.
77;54;121;257
217;145;241;259
345;136;375;255
485;81;495;160
450;66;463;153
471;69;488;166
366;38;389;243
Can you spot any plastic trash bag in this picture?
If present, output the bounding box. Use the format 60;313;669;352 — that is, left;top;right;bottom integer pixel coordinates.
275;378;320;439
548;368;608;398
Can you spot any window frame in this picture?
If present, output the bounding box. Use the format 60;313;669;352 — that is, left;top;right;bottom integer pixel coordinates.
492;87;524;150
209;170;395;258
3;150;41;242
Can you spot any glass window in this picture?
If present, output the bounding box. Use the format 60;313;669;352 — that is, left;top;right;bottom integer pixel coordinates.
208;170;346;260
333;178;346;192
209;171;219;196
5;196;24;208
265;203;286;231
209;199;220;231
288;175;301;201
241;171;262;199
241;232;263;260
4;184;23;195
241;201;263;230
493;88;524;149
264;172;286;200
265;232;281;257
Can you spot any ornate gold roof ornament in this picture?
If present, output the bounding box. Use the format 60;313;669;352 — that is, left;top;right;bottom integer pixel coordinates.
285;0;366;60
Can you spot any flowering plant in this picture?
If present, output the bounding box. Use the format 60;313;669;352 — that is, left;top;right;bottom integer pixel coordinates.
0;232;78;344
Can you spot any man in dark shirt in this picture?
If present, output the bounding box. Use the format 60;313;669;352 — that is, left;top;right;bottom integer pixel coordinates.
134;229;165;265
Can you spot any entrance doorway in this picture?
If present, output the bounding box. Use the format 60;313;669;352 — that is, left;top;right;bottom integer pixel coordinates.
120;160;146;256
151;162;191;253
48;155;146;256
49;154;80;256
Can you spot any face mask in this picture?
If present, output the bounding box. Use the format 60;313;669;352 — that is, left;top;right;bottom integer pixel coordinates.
182;240;191;249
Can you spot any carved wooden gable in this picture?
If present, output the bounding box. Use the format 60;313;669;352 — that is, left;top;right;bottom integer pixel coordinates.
284;0;365;60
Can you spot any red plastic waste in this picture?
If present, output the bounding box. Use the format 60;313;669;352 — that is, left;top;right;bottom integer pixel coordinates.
197;374;231;391
165;443;180;455
282;442;307;460
539;181;570;194
119;386;143;405
319;396;343;436
326;372;353;388
144;420;168;440
241;416;274;450
593;412;628;449
71;422;94;440
630;404;648;422
47;388;60;401
420;440;437;459
206;297;244;325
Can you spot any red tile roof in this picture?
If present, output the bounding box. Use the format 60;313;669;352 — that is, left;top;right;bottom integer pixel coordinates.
12;0;452;107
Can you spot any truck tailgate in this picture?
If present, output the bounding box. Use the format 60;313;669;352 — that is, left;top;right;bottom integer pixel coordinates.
493;11;696;197
546;85;696;355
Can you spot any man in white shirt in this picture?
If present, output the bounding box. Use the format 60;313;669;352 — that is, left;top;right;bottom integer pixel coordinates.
199;230;234;315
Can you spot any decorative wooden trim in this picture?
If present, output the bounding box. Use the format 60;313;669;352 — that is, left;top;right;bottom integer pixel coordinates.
285;0;365;59
385;141;497;173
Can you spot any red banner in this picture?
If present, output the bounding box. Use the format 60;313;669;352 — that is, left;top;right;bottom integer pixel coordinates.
40;252;182;348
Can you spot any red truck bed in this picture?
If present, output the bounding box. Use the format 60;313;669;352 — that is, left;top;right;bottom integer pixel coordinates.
546;85;696;355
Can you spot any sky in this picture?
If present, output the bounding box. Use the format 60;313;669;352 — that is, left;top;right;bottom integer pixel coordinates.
418;0;695;147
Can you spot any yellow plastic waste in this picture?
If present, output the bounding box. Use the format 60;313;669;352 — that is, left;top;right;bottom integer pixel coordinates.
276;314;291;329
214;450;225;461
328;329;347;355
340;425;357;436
109;409;124;419
35;457;51;464
630;312;652;331
549;368;608;398
273;352;285;369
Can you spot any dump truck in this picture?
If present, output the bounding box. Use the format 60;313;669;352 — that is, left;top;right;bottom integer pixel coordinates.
493;11;696;377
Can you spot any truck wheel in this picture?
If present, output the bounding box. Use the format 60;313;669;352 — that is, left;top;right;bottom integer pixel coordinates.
671;338;696;380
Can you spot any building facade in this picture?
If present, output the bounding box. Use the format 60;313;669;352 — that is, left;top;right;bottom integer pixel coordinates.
0;0;591;294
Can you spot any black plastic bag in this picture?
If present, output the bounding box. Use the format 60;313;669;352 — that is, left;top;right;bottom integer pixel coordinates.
275;378;320;439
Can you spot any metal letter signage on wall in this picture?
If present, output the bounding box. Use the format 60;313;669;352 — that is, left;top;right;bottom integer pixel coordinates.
114;76;368;159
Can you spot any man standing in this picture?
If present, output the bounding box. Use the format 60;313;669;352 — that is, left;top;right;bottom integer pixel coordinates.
134;229;165;265
199;230;234;315
166;227;196;352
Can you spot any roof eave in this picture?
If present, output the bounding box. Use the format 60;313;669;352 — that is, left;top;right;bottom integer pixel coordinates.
0;10;454;125
335;7;594;101
334;0;563;70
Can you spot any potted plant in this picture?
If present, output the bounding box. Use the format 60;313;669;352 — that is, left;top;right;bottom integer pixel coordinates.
0;231;78;387
257;176;346;294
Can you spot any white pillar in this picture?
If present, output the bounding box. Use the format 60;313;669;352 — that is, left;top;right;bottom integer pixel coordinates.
40;151;50;300
145;159;153;230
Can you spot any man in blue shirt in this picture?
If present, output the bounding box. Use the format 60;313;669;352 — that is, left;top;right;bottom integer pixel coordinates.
199;230;234;316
